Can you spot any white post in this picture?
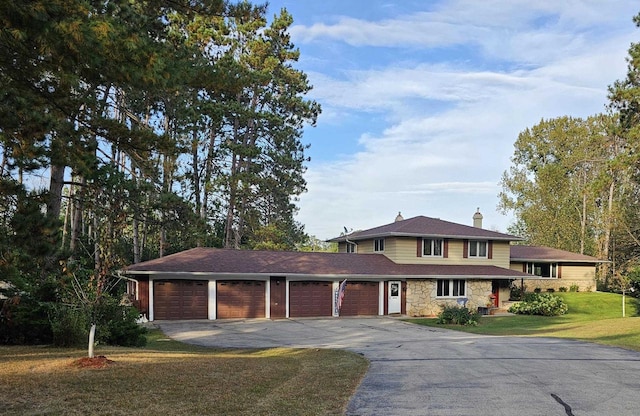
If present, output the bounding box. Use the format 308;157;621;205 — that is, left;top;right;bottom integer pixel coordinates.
88;323;96;358
622;289;626;318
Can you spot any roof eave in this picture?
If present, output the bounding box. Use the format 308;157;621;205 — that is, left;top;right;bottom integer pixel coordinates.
329;232;522;243
510;258;607;263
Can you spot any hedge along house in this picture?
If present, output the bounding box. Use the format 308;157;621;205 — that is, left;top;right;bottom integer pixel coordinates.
124;210;545;320
509;245;603;293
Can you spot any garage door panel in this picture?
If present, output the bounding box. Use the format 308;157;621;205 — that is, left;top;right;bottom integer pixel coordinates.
340;281;379;316
154;280;208;320
290;281;332;317
217;280;265;319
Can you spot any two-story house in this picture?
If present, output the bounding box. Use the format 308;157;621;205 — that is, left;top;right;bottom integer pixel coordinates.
123;211;601;321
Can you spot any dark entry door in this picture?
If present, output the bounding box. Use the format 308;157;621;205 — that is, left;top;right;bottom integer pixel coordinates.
270;277;286;319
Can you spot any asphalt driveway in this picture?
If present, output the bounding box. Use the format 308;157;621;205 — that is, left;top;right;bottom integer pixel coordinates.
157;317;640;415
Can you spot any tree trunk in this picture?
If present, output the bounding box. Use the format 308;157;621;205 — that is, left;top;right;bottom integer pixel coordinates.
69;177;85;254
48;164;65;220
88;323;96;358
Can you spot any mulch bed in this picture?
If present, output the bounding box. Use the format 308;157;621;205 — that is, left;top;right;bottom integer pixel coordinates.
70;356;115;369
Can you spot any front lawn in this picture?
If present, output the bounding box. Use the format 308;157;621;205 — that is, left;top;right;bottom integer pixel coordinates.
0;329;368;416
407;292;640;351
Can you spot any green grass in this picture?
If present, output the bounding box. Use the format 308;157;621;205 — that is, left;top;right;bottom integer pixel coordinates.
407;292;640;351
0;329;368;416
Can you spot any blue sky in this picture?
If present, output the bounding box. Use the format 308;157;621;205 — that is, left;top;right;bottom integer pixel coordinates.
264;0;640;240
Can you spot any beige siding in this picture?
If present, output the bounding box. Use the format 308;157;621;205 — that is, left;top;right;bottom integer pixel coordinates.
510;262;596;292
383;237;510;268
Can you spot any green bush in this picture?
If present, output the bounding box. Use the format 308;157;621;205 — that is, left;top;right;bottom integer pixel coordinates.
0;295;53;345
569;284;580;292
559;287;568;292
51;305;89;347
508;293;568;316
93;297;147;347
509;285;523;301
437;305;480;326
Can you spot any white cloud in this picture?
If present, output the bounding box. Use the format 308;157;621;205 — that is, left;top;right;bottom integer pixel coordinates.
291;0;637;64
292;1;639;239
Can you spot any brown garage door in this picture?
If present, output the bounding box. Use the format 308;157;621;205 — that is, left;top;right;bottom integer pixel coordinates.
154;280;208;320
217;280;265;319
340;281;379;316
290;281;333;317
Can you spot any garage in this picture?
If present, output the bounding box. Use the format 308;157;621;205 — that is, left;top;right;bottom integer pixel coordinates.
290;281;333;317
216;280;266;319
154;280;208;320
340;281;379;316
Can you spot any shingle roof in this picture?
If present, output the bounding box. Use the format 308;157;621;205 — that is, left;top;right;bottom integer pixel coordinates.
327;215;521;242
124;247;531;279
510;245;605;263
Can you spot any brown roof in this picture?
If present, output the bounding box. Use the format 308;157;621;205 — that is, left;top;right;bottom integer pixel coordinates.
124;247;530;279
510;245;604;263
327;215;521;242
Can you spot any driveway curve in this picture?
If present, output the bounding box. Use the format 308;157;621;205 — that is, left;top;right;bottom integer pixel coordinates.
158;317;640;415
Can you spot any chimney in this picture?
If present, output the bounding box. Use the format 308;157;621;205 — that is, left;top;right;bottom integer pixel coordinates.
395;211;404;222
473;207;483;228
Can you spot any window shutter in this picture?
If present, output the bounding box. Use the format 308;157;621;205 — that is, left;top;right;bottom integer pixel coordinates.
557;265;562;278
522;263;526;273
463;240;468;258
417;237;422;257
488;241;493;259
443;240;449;258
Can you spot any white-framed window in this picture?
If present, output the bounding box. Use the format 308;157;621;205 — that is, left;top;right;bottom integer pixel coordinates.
437;279;466;297
526;262;558;278
423;238;443;257
346;242;357;253
374;238;385;252
468;240;487;258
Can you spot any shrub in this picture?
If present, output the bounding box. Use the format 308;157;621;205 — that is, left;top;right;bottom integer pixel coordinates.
559;287;568;292
94;297;147;347
0;295;53;345
51;305;89;347
509;285;523;301
51;296;147;348
534;288;541;293
546;288;555;293
569;284;579;292
437;305;480;326
508;293;568;316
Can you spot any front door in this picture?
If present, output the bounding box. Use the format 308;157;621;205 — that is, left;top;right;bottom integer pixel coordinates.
491;280;500;308
388;281;401;314
270;277;286;319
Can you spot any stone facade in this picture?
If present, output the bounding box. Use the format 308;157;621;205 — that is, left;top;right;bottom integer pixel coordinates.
406;279;493;317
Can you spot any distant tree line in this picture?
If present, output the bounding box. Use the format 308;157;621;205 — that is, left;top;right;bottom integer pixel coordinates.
0;0;320;344
499;11;640;293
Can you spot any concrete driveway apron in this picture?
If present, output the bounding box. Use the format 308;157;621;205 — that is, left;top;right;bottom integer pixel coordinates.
157;317;640;416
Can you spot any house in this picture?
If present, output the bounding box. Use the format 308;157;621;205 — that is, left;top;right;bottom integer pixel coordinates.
123;210;601;320
509;245;601;292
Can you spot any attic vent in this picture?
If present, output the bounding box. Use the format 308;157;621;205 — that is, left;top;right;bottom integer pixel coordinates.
395;211;404;222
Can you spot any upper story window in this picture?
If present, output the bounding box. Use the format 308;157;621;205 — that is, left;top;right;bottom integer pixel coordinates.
468;240;487;258
374;238;385;252
346;242;357;253
423;238;443;257
526;262;557;278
